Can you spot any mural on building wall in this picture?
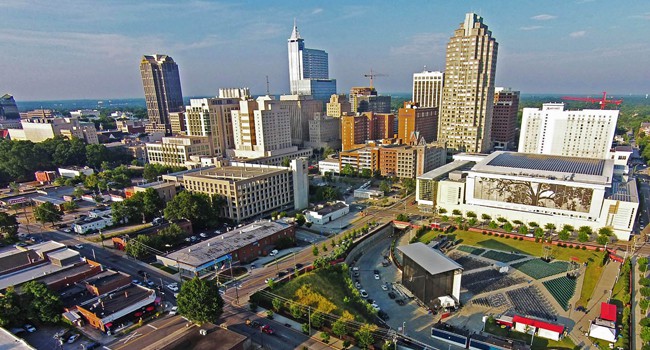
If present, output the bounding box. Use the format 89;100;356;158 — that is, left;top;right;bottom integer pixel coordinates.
474;177;593;213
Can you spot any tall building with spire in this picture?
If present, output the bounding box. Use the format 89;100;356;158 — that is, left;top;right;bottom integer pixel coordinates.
287;22;336;102
438;13;498;153
140;54;184;134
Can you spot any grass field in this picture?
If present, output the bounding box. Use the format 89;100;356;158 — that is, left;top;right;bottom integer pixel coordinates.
485;318;575;350
424;230;604;307
271;268;374;323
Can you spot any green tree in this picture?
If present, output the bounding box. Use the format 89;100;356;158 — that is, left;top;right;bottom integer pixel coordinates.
517;224;528;235
596;235;609;245
0;286;23;326
641;327;650;342
125;235;150;259
61;201;79;213
481;213;492;222
34;202;63;226
332;319;347;338
379;180;391;195
361;168;372;178
164;191;217;229
72;187;85;199
437;208;447;214
282;157;291;167
512;220;523;226
452;209;462;216
544;223;556;232
142;164;185;182
341;164;356;177
85;144;110;169
488;221;498;229
176;277;223;325
142;188;165;220
497;217;508;223
578;231;590;242
503;222;513;232
558;229;570;241
0;212;18;239
534;227;544;238
290;304;302;319
401;178;416;194
310;312;324;329
598;227;614;236
466;211;477;218
396;213;409;222
272;298;283;312
563;224;575;232
528;222;539;228
323;147;335;158
295;213;306;226
312;245;319;256
22;281;62;323
355;323;376;349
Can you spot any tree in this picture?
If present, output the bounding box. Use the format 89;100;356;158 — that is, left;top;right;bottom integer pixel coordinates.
272;298;283;312
312;245;319;256
401;178;416;194
282;157;291;167
597;235;609;245
558;229;570;241
310;312;324;329
164;191;218;229
452;209;462;216
73;186;85;199
396;213;409;222
578;231;590;243
488;221;498;229
534;227;544;238
0;286;23;326
563;224;575;232
438;208;447;214
361;168;372;178
341;164;356;177
142;164;185;182
379;181;391;195
176;277;223;325
503;222;513;232
641;327;650;343
8;182;19;193
142;188;164;220
125;235;150;259
61;200;79;213
528;222;539;228
481;213;492;222
0;212;18;239
295;213;306;226
34;202;63;226
512;220;523;226
323;146;335;158
332;319;347;338
598;227;614;236
518;225;528;235
85;144;111;169
544;223;556;232
22;281;62;323
355;323;376;349
497;217;508;223
466;211;477;218
290;304;302;319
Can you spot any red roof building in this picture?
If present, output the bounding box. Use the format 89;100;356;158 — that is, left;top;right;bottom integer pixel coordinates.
600;302;617;322
512;315;565;341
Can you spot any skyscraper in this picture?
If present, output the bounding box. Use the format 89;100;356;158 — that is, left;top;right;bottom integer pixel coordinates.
439;13;498;153
412;71;444;108
140;54;184;134
185;98;240;158
287;22;336;102
0;94;19;119
491;87;520;150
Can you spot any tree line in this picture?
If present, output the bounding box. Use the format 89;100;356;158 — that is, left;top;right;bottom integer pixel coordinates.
0;137;133;186
0;282;63;327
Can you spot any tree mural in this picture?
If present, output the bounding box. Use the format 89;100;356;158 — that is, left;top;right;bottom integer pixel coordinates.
475;177;593;212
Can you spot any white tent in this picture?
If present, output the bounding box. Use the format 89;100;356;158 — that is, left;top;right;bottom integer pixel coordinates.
589;323;616;343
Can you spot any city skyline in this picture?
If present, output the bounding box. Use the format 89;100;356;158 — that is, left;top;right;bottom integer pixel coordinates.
2;1;649;100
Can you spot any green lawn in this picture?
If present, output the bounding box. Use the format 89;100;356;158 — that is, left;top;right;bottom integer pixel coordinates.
151;262;178;275
450;230;604;307
485;319;575;350
418;230;439;244
270;268;374;323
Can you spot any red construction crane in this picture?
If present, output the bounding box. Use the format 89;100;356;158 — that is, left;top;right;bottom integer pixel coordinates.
561;91;622;110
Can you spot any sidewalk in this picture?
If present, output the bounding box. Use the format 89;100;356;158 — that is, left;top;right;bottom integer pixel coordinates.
569;260;621;348
632;257;642;350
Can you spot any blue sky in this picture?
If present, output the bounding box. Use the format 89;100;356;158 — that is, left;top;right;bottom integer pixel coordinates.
1;0;649;100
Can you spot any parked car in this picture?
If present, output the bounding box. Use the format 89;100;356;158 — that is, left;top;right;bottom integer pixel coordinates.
167;283;179;292
67;334;80;343
169;306;178;315
132;279;140;285
359;289;368;298
82;342;101;350
388;292;396;299
381;285;388;291
374;274;380;280
261;325;274;335
199;233;208;238
24;324;36;333
378;310;389;321
269;249;278;256
295;263;303;269
74;244;83;249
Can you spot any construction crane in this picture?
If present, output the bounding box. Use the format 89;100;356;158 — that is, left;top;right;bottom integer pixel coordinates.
561;91;622;110
363;69;387;89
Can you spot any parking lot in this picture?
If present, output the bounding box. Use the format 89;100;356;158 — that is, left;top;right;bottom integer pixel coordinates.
353;235;439;343
21;324;98;350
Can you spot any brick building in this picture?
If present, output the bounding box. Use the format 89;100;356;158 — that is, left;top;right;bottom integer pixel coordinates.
491;87;520;150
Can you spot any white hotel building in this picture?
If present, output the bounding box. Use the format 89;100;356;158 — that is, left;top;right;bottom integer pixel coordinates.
519;103;618;159
417;152;638;241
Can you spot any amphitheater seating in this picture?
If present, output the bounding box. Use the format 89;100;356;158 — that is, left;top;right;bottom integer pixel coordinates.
505;287;556;320
463;270;527;295
482;250;525;263
472;293;510;308
542;276;576;311
448;251;491;271
457;245;485;255
512;259;570;280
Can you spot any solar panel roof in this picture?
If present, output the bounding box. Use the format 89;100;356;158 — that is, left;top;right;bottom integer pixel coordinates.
486;153;605;176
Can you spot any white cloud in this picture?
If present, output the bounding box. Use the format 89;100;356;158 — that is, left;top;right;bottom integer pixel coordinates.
630;12;650;20
311;8;323;15
389;32;447;57
570;30;587;38
520;26;543;31
531;14;557;21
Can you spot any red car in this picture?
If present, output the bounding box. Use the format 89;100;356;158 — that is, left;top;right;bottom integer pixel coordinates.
261;325;274;335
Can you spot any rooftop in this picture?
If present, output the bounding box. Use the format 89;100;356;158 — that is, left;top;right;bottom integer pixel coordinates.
397;243;462;275
0;327;36;350
607;176;639;202
184;166;287;181
0;249;42;274
472;151;614;185
0;261;73;291
35;262;97;287
47;249;80;262
164;221;290;267
418;160;473;181
81;284;154;317
309;202;348;216
134;181;175;189
85;270;128;288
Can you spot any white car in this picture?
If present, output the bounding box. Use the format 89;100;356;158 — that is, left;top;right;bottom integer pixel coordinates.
381;285;388;291
67;334;80;343
146;281;155;287
371;303;381;311
359;289;368;298
63;229;71;233
24;324;36;333
169;306;178;315
355;282;361;289
374;274;380;280
74;244;83;249
199;233;208;238
167;284;179;292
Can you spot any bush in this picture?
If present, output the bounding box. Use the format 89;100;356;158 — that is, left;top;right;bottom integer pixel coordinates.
482;231;487;235
519;237;524;241
582;246;587;250
343;340;351;348
641;317;650;327
640;277;650;287
568;244;574;248
488;232;493;236
575;245;582;249
320;332;330;343
302;323;310;334
641;287;650;298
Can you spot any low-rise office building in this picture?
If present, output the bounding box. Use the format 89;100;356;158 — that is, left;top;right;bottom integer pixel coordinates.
156;221;295;277
146;135;213;168
126;181;177;203
73;217;113;234
305;201;349;225
318;158;340;175
181;160;308;222
59;166;95;178
416;151;639;241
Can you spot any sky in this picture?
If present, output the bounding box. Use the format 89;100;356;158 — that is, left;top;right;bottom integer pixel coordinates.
1;0;649;101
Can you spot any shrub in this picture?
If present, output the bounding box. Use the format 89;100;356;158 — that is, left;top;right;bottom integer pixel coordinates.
519;237;524;241
641;287;650;298
576;245;582;249
640;278;650;287
499;233;505;238
582;246;587;250
488;232;493;236
641;317;650;327
569;244;574;248
302;323;310;334
343;340;351;348
320;332;330;343
482;231;487;235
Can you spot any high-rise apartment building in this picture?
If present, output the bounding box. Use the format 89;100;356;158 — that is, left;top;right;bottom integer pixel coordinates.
397;102;438;144
339;143;446;179
278;95;323;146
350;87;391;114
287;23;336;102
341;112;395;151
326;94;352;117
185;98;240;158
0;94;19;119
412;71;444;108
491;87;520;150
518;103;618;159
439;13;498;153
231;97;297;159
140;54;184;134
